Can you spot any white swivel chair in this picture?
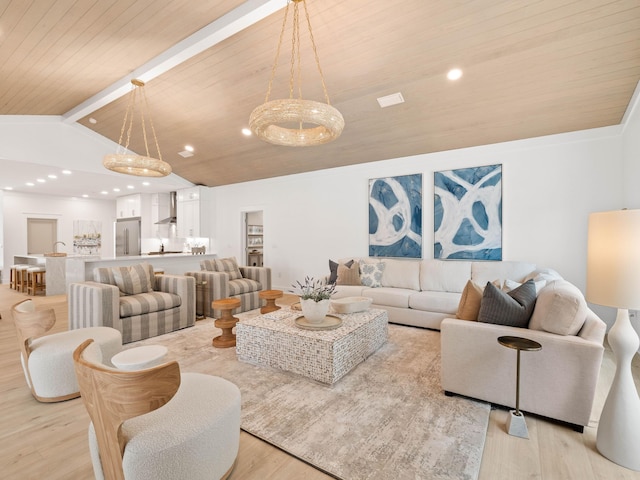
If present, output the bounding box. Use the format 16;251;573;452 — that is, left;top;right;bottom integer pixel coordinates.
11;299;122;402
74;339;241;480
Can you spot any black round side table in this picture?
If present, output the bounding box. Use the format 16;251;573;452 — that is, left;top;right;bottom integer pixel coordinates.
498;335;542;438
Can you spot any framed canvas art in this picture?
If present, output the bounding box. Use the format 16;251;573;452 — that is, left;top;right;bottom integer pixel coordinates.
434;164;502;260
369;174;422;258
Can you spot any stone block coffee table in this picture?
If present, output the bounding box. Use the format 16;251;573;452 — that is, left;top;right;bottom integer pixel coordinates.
236;308;388;384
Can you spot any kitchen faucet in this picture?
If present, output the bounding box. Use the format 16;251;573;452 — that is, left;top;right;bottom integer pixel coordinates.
53;241;66;253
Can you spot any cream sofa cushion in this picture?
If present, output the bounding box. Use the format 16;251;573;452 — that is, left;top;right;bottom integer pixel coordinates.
471;261;536;286
529;280;587;336
409;291;460;314
420;260;471;293
381;259;420;290
365;287;414;308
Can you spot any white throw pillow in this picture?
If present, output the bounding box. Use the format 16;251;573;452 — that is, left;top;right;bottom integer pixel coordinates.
381;259;421;290
360;260;385;288
529;280;587;335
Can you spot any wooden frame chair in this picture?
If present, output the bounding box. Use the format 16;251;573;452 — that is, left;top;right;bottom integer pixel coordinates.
11;299;122;402
74;339;241;480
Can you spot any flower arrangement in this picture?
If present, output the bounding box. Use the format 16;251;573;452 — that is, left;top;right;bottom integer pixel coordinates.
291;276;336;302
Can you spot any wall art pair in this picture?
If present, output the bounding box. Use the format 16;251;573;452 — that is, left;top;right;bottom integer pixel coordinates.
368;164;502;260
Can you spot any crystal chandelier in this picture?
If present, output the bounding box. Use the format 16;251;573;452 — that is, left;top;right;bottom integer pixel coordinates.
249;0;344;147
103;79;172;177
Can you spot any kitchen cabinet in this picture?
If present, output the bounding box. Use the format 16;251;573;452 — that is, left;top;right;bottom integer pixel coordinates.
246;225;263;266
176;186;211;238
150;193;170;238
116;194;142;218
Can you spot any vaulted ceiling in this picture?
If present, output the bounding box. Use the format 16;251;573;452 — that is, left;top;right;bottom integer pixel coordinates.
1;0;639;193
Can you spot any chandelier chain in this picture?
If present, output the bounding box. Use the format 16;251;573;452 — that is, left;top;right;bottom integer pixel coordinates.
301;0;331;105
264;1;291;103
140;86;164;161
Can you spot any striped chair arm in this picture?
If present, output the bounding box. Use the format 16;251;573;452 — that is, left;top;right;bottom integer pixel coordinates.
68;282;120;331
240;267;272;290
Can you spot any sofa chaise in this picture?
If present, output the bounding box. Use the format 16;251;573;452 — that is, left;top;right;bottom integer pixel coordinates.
68;263;196;344
328;257;606;431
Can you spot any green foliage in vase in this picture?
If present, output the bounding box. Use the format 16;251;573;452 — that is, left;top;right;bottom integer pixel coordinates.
291;276;336;302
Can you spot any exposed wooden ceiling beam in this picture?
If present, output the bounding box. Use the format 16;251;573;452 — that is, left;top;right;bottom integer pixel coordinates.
62;0;287;124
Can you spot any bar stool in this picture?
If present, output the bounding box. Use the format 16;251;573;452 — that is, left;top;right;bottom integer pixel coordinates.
15;265;31;293
27;266;46;296
10;264;27;290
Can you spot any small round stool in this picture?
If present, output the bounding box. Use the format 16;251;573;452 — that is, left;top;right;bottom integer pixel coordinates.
259;289;284;314
211;298;241;348
111;345;168;371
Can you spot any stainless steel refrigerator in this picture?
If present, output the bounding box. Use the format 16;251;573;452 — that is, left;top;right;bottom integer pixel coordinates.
115;218;141;256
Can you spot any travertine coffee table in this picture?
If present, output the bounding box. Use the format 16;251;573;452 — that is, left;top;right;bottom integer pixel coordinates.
236;308;388;384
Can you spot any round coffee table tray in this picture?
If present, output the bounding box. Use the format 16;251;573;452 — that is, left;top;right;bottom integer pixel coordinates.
294;314;343;330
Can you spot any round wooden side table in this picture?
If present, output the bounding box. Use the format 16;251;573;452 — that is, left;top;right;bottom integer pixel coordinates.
498;335;542;439
211;298;241;348
259;289;283;314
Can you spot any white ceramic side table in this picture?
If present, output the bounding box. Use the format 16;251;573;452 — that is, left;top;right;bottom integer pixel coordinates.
111;345;168;371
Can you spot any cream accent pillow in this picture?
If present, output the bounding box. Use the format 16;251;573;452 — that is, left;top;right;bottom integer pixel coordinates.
528;280;587;335
112;263;155;295
336;261;361;285
456;280;484;320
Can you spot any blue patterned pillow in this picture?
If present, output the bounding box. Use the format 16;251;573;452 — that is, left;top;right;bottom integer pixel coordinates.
360;261;385;288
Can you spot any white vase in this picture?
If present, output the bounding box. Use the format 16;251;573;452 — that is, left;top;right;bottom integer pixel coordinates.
300;298;330;324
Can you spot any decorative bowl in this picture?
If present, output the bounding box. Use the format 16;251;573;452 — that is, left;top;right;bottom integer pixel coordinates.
330;296;373;314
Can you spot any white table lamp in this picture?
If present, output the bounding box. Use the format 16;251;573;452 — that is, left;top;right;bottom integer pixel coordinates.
587;209;640;471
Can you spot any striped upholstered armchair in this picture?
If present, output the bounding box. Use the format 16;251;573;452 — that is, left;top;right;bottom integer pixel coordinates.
68;263;196;344
186;257;271;318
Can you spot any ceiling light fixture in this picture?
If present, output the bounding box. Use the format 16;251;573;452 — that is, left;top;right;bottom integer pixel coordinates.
241;128;252;136
447;68;463;81
103;79;172;177
249;0;344;147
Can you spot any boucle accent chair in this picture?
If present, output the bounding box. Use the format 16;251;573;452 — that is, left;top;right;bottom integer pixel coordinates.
11;299;122;403
74;339;241;480
68;263;196;344
186;256;271;317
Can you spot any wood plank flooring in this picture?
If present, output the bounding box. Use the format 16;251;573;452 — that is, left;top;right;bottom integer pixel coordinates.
1;285;639;480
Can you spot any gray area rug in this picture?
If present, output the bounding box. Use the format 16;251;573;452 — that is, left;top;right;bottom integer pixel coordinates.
134;312;490;480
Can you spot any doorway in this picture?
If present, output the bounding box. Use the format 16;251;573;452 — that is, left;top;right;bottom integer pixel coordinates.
27;218;57;254
243;210;263;266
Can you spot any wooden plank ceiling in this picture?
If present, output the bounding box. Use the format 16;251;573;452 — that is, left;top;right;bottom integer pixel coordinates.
1;0;639;187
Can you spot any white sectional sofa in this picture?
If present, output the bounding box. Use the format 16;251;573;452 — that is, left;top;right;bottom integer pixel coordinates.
329;257;606;431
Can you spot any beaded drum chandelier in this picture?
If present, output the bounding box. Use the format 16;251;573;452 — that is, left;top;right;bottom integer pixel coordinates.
249;0;344;147
103;79;172;177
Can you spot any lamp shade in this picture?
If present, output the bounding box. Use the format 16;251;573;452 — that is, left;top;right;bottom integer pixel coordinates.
587;209;640;310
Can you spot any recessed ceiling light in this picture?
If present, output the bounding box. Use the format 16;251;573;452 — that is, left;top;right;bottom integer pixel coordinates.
89;117;97;124
82;194;89;198
142;182;150;186
184;145;194;152
447;68;463;81
62;170;72;175
127;185;134;189
377;92;405;108
4;186;13;190
48;174;57;179
113;188;120;192
26;182;35;186
242;128;252;136
101;191;108;195
37;178;46;183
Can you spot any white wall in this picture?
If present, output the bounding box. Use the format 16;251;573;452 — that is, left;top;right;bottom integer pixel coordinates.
212;126;623;312
2;192;116;281
622;82;640;208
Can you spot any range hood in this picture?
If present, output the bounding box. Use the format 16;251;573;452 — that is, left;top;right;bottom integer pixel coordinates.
156;191;177;224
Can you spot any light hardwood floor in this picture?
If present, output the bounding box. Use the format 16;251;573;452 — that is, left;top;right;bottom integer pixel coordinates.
1;285;639;480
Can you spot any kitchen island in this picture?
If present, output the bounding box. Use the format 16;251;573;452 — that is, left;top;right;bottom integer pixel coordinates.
15;253;218;295
65;253;218;290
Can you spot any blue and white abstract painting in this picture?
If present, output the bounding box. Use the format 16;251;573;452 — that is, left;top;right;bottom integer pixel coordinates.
434;164;502;260
369;174;422;258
